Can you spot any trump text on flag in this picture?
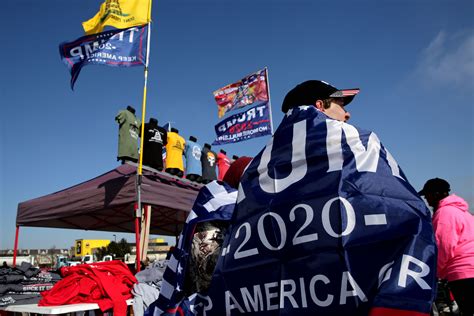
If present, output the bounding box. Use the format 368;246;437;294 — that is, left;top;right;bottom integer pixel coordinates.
213;103;272;145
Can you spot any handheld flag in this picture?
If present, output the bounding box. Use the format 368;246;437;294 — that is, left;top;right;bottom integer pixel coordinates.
212;103;272;145
202;106;437;315
82;0;151;35
148;181;238;315
59;25;148;89
213;68;269;118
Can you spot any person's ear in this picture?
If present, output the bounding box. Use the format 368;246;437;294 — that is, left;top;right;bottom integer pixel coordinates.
315;100;325;111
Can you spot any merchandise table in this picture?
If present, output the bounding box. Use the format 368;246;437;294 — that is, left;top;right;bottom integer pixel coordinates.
0;299;133;315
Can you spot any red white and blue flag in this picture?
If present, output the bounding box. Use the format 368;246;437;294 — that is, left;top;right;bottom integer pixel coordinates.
149;108;437;316
213;68;269;118
148;181;238;316
212;103;272;145
59;25;148;89
200;105;437;315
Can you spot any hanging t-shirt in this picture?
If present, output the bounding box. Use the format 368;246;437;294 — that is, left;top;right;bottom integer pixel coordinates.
217;152;231;181
184;140;202;176
201;147;217;181
142;123;167;170
165;132;185;171
115;109;140;161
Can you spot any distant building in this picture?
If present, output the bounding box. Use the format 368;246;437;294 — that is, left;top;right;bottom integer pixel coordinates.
0;248;69;256
0;248;70;268
74;239;111;258
129;238;171;262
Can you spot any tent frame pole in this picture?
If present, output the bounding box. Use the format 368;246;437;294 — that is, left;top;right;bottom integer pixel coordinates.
134;203;141;272
13;226;19;266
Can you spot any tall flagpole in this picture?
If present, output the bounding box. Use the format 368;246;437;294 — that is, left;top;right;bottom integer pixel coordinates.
136;0;153;272
264;67;275;134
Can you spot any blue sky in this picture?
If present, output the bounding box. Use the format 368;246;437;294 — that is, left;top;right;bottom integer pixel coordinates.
1;0;473;249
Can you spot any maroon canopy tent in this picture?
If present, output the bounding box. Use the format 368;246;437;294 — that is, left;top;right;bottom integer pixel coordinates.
15;162;202;264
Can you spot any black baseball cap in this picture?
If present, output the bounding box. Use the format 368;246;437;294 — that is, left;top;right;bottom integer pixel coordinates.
281;80;360;113
418;178;451;196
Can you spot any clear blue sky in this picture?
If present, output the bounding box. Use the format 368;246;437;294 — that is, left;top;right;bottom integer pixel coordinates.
1;0;473;249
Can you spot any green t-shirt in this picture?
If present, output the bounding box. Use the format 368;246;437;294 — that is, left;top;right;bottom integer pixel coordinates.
115;109;141;160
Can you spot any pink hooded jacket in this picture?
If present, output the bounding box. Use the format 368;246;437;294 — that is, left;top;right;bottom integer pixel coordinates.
432;194;474;281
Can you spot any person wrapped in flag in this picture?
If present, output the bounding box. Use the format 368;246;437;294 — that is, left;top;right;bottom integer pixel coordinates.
199;80;437;315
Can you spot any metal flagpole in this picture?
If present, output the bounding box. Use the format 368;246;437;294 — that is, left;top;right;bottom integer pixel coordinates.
136;0;153;272
263;67;275;134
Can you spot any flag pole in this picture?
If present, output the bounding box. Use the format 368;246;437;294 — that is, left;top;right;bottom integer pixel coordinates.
138;0;153;177
137;21;152;177
264;67;275;134
136;0;153;271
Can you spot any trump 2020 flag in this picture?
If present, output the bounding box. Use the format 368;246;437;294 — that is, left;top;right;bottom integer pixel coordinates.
213;68;269;118
148;181;237;316
213;103;272;145
59;25;148;89
82;0;151;35
197;105;437;315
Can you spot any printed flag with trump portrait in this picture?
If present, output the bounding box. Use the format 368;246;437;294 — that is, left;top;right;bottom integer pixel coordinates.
213;68;269;118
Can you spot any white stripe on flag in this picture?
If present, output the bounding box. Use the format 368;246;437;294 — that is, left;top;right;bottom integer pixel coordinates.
160;280;175;299
177;233;184;248
364;214;387;225
203;183;238;212
186;210;198;223
168;255;178;272
206;181;227;197
237;184;246;203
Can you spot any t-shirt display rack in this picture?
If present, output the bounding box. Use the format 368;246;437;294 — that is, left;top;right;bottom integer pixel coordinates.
116;109;239;183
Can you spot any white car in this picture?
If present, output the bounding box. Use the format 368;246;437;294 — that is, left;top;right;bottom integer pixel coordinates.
81;254;97;264
102;255;113;262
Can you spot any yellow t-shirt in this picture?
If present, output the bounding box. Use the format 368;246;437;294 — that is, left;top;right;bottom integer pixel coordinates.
165;132;185;171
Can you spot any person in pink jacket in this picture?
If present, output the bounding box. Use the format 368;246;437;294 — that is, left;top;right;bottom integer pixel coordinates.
419;178;474;315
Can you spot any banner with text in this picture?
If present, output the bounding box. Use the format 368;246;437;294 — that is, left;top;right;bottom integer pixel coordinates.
199;106;437;315
59;25;148;89
82;0;151;35
212;103;272;145
213;68;269;118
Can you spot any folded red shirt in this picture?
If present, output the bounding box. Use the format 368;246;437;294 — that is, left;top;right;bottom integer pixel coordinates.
39;260;137;316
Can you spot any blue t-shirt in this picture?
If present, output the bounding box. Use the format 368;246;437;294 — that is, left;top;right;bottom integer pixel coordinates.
184;140;202;176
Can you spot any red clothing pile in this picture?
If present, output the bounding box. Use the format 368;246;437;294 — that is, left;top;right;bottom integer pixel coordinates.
39;261;137;316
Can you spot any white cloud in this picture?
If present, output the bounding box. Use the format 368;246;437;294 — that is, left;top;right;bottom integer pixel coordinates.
413;30;474;89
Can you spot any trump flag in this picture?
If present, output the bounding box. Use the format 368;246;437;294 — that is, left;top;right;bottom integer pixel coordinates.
149;181;238;316
195;105;437;315
213;68;269;118
212;103;272;145
59;25;148;89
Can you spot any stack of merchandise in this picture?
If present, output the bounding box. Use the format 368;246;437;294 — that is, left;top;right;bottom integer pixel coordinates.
39;260;136;316
0;262;61;307
132;260;168;316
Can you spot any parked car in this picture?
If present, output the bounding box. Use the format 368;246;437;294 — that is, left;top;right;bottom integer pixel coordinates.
102;255;113;262
81;254;97;264
55;255;68;269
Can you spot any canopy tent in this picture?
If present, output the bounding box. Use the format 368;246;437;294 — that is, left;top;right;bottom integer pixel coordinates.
17;163;202;235
14;162;202;266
